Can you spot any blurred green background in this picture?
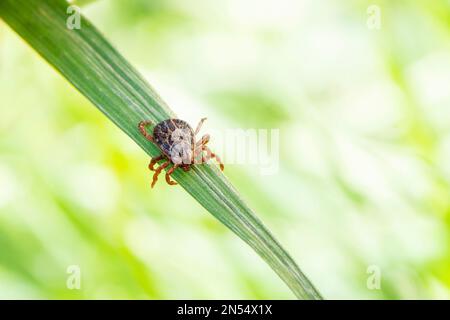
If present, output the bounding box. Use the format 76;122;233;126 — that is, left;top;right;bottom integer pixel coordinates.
1;0;450;299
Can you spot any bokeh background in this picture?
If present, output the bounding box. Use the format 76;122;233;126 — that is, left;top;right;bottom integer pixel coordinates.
1;0;450;299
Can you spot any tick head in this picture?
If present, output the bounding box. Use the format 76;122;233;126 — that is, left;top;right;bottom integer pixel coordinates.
170;141;193;165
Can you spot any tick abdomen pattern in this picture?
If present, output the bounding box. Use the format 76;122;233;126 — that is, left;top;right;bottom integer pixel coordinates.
153;119;195;156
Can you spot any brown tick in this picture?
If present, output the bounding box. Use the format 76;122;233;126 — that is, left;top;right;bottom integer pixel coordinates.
138;118;224;188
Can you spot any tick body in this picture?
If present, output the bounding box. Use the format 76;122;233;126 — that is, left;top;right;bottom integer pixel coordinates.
138;118;224;188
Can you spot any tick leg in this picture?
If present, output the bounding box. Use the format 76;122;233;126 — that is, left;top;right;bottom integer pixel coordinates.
165;164;179;186
151;160;170;188
194;134;210;164
148;155;165;171
195;134;210;148
203;146;225;171
194;118;207;135
138;120;154;142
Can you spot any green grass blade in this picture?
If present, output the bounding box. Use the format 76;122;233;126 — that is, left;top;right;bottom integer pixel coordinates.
73;0;99;6
0;0;322;299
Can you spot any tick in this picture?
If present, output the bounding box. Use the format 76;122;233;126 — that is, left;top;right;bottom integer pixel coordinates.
138;118;224;188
